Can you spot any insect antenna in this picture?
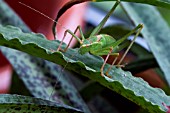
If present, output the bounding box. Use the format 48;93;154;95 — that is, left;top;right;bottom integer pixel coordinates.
18;1;67;40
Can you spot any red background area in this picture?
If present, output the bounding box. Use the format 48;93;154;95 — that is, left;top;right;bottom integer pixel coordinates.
0;0;87;93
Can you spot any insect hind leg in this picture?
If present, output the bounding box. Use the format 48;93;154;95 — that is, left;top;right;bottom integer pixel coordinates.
116;24;143;67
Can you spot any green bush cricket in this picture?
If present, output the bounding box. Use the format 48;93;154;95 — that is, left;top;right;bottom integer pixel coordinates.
19;0;143;77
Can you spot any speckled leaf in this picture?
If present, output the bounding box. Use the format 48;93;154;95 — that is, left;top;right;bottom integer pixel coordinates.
0;25;170;113
0;94;82;113
0;1;90;113
121;3;170;86
0;46;91;113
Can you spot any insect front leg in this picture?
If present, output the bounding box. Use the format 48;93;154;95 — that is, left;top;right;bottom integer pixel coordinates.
57;28;84;52
64;25;85;52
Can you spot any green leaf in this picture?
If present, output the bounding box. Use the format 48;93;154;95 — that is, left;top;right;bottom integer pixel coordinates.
121;3;170;86
0;25;169;113
0;94;82;113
